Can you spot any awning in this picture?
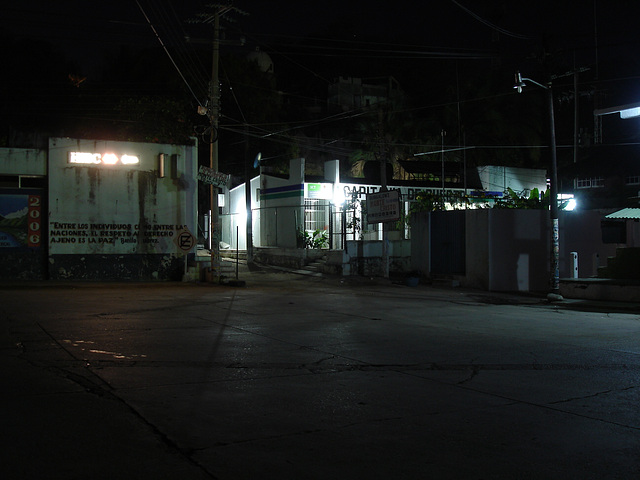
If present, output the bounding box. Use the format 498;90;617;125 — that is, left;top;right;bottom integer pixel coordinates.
605;208;640;219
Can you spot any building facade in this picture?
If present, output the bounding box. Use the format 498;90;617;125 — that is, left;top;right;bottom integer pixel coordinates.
220;158;549;253
0;137;198;280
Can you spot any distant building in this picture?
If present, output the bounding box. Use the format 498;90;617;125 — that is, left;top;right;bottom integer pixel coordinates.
561;145;640;210
328;76;403;113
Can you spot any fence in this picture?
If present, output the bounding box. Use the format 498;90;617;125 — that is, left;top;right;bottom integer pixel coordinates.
213;202;365;250
206;194;415;252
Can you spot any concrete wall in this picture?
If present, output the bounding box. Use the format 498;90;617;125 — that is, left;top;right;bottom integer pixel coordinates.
412;210;548;292
0;147;47;176
485;209;548;292
47;137;197;280
224;175;259;250
410;209;629;292
465;210;490;290
259;159;305;248
346;239;412;276
559;210;619;277
410;212;430;275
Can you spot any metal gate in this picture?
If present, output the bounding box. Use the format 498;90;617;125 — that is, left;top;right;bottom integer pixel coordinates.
430;210;466;275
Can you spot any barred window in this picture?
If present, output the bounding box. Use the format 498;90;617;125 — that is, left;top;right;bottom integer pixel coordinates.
304;199;328;232
576;177;604;188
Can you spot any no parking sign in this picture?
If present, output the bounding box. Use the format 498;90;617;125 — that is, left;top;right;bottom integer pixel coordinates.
174;227;196;253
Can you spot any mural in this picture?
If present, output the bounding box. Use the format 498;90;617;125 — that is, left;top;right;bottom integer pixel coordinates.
0;192;42;249
0;190;46;280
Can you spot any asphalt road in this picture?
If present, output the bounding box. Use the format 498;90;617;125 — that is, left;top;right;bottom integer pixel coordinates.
2;267;640;479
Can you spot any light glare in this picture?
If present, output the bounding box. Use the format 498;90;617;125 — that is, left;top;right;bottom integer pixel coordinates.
620;107;640;119
120;154;139;165
102;153;119;165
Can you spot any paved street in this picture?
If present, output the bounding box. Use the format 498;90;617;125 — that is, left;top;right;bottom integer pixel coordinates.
2;266;640;479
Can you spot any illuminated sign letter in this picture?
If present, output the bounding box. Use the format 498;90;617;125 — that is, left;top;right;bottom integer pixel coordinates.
69;152;101;164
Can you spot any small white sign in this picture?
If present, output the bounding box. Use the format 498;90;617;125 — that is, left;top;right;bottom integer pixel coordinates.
198;166;230;187
367;190;400;224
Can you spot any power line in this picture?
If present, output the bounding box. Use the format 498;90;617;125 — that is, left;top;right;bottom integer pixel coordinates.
135;0;204;107
448;0;532;40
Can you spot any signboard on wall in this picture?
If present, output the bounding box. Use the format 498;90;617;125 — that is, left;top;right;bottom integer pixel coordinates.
366;190;401;224
0;192;42;249
305;183;333;200
174;227;196;252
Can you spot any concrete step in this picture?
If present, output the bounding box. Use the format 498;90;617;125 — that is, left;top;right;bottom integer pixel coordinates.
302;258;327;274
220;250;247;261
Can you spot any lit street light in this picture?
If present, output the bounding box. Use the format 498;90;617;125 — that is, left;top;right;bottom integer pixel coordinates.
514;72;563;301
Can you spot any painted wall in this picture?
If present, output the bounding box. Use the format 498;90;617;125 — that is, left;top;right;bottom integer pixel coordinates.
47;137;197;280
0;188;47;279
559;210;619;277
259;158;305;248
223;175;260;250
486;209;549;292
0;147;48;279
411;209;631;292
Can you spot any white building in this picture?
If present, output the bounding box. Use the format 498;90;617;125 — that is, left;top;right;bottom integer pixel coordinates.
219;158;548;252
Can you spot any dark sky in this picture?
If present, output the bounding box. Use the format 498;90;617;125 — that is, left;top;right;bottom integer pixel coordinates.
2;2;637;65
1;1;639;100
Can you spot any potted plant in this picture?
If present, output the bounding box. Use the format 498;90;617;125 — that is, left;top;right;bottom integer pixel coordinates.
405;270;421;287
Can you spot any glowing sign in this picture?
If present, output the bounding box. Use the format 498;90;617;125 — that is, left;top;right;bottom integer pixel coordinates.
69;152;101;164
102;153;118;165
68;152;140;165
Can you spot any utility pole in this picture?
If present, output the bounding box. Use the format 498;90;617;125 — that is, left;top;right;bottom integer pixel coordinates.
378;108;389;279
190;4;247;281
209;9;220;280
440;129;446;204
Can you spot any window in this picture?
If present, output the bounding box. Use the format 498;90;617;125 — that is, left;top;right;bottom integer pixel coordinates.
304;199;328;233
626;176;640;185
576;177;604;189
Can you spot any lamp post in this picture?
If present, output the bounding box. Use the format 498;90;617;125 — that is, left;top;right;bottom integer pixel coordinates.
514;72;563;301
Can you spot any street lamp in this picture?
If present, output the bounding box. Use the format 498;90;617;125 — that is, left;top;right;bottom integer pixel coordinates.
514;71;563;301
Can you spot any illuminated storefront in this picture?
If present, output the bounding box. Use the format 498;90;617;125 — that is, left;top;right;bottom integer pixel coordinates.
221;159;547;251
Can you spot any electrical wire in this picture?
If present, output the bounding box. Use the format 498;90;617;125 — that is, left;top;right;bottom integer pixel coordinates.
135;0;204;107
448;0;532;40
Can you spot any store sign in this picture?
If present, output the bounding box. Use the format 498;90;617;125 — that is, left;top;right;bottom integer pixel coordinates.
306;183;333;200
367;190;400;224
68;152;139;165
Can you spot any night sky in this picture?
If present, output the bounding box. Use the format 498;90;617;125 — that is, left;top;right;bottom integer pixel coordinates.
2;0;639;163
2;0;638;88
